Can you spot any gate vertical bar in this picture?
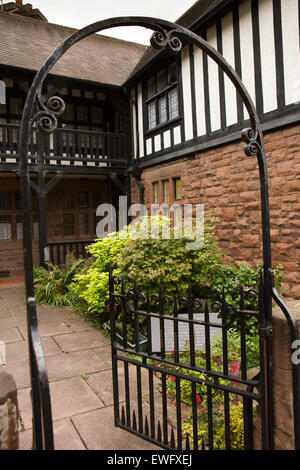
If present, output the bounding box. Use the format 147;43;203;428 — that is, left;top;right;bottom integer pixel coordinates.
109;268;120;427
37;134;47;268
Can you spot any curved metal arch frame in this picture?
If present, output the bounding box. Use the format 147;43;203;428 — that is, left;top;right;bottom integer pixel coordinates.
17;16;295;450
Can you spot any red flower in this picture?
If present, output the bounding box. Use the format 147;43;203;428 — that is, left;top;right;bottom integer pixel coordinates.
196;395;201;403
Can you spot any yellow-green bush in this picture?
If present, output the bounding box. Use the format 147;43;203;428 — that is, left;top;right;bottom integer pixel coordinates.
181;397;245;450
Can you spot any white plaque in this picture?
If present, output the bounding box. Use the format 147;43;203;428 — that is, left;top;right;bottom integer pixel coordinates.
150;313;222;353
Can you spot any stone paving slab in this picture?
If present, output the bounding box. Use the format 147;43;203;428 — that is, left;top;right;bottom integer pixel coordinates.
0;285;158;451
18;376;105;430
0;327;24;343
0;316;24;329
86;365;159;407
18;321;74;339
46;347;112;382
59;319;99;333
50;418;86;450
71;406;160;450
5;337;62;362
0;308;11;318
36;307;79;322
19;418;86;450
53;330;110;353
0;300;25;310
2;359;30;389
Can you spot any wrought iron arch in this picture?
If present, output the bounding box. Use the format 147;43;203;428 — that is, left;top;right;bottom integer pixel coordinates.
18;16;298;450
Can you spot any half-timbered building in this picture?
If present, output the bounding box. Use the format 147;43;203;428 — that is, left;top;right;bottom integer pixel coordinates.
0;0;300;298
128;0;300;298
0;1;146;276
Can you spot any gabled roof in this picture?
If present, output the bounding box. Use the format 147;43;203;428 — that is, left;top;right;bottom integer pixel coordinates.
127;0;229;83
176;0;226;29
0;11;147;87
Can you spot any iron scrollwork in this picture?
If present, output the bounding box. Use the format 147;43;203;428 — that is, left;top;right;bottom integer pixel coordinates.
32;94;65;134
150;28;183;55
241;127;262;158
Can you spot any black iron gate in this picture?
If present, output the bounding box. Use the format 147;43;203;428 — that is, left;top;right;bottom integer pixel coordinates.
18;16;300;450
109;271;270;450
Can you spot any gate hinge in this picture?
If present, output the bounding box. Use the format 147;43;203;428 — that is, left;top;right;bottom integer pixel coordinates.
260;322;273;337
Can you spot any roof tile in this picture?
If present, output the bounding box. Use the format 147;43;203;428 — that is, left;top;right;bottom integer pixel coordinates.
0;11;147;86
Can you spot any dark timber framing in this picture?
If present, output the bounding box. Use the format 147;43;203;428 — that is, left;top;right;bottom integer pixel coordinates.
202;30;211;135
232;4;244;124
251;0;263;117
273;0;285;110
177;53;185;146
127;0;299;165
216;18;226;129
189;44;198;139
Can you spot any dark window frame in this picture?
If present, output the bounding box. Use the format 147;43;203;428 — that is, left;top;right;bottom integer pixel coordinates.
173;177;182;201
0;190;38;241
144;60;180;135
162;179;170;203
152;181;160;204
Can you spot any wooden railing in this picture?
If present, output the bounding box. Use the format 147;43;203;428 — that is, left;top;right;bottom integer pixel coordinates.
0;123;129;168
0;123;37;162
47;240;95;266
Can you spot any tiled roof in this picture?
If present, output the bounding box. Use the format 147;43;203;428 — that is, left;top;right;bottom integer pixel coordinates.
0;11;147;87
2;2;48;22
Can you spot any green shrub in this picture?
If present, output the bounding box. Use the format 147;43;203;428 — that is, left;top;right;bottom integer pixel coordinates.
117;215;222;299
211;328;260;370
164;337;258;450
70;269;110;316
70;214;224;327
67;215;284;331
33;253;89;307
181;396;245;450
69;230;129;320
162;354;246;449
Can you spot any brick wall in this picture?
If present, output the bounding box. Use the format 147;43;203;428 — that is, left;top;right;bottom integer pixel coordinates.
131;123;300;299
0;240;39;278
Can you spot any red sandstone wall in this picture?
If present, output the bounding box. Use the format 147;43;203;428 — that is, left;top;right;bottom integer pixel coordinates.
0;240;39;278
131;124;300;299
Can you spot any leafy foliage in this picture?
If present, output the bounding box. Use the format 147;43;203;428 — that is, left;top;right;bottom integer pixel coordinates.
211;328;260;370
117;215;222;299
181;397;245;450
70;230;128;321
33;253;90;307
33;215;284;338
164;331;259;450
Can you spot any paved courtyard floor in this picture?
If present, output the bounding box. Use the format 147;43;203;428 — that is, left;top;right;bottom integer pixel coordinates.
0;284;159;450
